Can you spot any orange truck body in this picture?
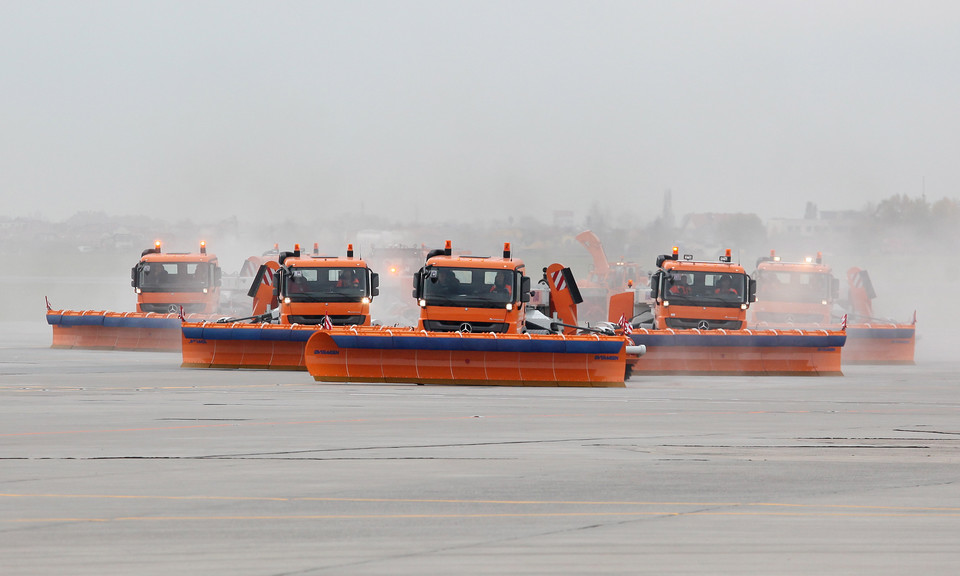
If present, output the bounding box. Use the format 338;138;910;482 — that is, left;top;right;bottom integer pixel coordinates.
130;242;222;314
649;248;756;330
752;253;838;326
412;241;532;334
273;245;379;326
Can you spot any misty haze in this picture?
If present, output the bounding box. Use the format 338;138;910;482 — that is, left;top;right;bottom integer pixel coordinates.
0;1;960;357
1;3;958;354
5;4;960;573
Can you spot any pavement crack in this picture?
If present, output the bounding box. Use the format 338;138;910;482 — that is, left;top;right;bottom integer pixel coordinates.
894;429;960;436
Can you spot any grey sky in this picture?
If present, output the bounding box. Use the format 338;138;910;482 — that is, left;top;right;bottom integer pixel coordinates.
3;1;959;224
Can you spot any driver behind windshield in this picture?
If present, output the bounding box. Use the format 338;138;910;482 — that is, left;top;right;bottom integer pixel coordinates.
714;275;739;296
489;271;512;297
436;269;461;295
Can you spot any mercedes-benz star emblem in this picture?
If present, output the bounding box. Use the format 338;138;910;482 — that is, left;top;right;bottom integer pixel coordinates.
460;323;472;333
697;320;710;330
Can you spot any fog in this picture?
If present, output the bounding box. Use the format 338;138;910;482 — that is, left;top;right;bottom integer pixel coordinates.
3;2;959;361
3;2;960;224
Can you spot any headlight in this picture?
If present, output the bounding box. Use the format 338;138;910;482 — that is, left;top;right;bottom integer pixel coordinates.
741;303;748;310
419;299;426;308
202;288;208;294
362;297;370;304
283;297;291;304
135;288;142;294
821;299;828;306
506;303;513;311
663;300;670;307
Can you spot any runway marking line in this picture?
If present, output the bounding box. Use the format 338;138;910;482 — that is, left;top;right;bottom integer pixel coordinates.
3;492;960;522
6;510;960;523
9;409;908;438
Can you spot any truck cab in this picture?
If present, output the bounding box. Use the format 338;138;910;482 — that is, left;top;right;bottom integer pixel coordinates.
412;241;532;333
131;241;222;314
649;247;756;330
275;244;379;326
751;251;839;326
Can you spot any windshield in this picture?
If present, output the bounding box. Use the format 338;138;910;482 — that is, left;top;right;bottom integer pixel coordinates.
662;270;747;307
422;267;517;307
283;267;368;302
138;262;215;292
756;270;832;303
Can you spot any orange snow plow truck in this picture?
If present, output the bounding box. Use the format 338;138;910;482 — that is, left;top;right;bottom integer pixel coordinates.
649;247;756;330
245;243;380;326
302;240;641;386
131;241;222;314
751;251;915;364
47;241;223;351
412;240;531;333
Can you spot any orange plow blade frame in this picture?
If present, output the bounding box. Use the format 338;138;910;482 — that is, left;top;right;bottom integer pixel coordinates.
304;330;632;387
842;324;915;365
628;329;846;375
180;323;322;370
47;310;189;352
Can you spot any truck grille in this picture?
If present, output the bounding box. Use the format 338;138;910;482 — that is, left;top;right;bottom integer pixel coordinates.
287;315;365;326
141;303;207;314
664;318;743;330
422;320;509;333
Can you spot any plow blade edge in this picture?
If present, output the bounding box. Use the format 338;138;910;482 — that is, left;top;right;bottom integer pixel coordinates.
628;329;846;375
842;325;915;365
305;330;632;387
47;310;186;352
180;323;319;370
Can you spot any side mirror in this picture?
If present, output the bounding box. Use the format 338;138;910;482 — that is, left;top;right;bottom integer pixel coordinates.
749;278;757;302
130;266;138;288
370;272;380;297
649;272;660;299
520;276;531;303
412;268;423;299
831;277;840;300
214;267;222;287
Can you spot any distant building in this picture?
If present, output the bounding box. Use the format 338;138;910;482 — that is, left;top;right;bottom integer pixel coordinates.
552;210;574;228
767;210;860;238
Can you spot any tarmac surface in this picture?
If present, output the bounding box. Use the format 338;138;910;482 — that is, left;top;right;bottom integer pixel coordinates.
2;321;959;575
